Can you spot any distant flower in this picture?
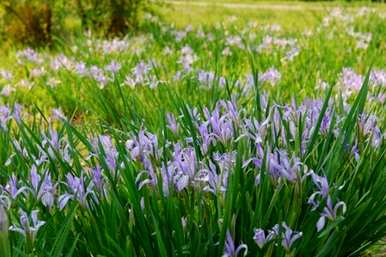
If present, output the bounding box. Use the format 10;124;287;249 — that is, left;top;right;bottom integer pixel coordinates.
178;46;196;72
51;108;66;121
90;66;108;88
369;69;386;87
0;106;11;129
259;68;281;86
75;62;88;76
0;70;13;81
1;85;15;97
283;47;300;62
105;61;121;74
166;112;179;133
338;68;363;96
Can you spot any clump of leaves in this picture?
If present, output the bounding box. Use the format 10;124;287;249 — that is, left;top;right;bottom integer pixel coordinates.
2;0;52;47
75;0;151;36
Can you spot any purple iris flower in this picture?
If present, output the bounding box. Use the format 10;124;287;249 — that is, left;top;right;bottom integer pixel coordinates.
223;231;248;257
30;166;56;208
259;68;281;86
91;166;104;193
308;172;330;210
126;130;159;161
199;161;227;194
58;173;95;209
268;149;301;182
9;209;45;241
252;224;280;249
281;223;302;251
253;229;267;249
0;106;11;129
166;112;179;134
93;135;118;171
198;123;215;154
316;197;346;232
135;157;158;190
4;175;28;200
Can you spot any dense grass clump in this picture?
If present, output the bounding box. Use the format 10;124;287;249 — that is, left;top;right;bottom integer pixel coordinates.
0;4;385;257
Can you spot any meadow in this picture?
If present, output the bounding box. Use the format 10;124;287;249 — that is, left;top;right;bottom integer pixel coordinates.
0;1;385;256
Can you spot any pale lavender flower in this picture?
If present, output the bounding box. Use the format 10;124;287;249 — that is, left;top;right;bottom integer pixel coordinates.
75;62;88;76
42;129;61;159
166;112;179;133
283;47;300;62
0;106;11;129
133;61;150;82
339;68;363;96
104;61;121;74
0;70;13;81
259;68;281;86
1;85;16;97
30;67;46;78
281;223;302;251
178;46;196;72
197;70;216;86
369;69;386;87
90;66;108;88
101;39;129;54
16;48;42;64
223;231;248;257
51;108;66;121
226;36;243;48
311;172;329;198
9;209;45;240
203;106;234;144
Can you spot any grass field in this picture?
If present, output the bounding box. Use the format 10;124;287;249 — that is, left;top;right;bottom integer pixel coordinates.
0;1;385;256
